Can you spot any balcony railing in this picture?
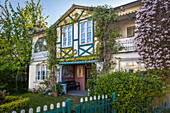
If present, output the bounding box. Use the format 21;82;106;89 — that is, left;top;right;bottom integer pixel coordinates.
116;36;136;52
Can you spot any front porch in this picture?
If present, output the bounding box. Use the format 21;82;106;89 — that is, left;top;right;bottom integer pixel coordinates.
58;63;93;91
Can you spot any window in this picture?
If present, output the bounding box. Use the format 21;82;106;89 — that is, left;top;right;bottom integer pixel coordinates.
62;26;72;47
37;66;47;80
128;62;138;73
120;62;126;72
119;61;145;73
127;26;135;37
80;20;93;44
62;65;74;78
34;37;47;53
77;65;83;77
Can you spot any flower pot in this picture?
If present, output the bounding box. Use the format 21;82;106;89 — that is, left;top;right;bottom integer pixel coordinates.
53;92;58;96
32;91;38;93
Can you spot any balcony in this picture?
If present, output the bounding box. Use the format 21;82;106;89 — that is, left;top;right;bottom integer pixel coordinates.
32;51;48;61
116;36;136;52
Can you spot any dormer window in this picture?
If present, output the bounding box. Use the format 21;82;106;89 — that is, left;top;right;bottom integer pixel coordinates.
62;25;72;47
127;26;135;37
34;37;47;53
80;20;93;44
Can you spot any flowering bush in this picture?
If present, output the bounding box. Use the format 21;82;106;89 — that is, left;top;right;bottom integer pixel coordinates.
135;0;169;70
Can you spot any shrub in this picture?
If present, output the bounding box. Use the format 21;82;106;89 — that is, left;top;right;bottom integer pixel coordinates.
4;96;22;103
52;83;62;94
87;71;167;112
0;96;30;112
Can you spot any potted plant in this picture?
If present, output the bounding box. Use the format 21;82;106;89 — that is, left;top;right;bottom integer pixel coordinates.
32;88;38;93
52;83;62;96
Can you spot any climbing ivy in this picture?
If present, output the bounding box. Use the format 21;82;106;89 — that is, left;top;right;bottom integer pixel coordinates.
90;5;122;74
45;26;59;88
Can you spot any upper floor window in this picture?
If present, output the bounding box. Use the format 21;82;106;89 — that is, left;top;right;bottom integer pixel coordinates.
34;37;47;53
127;26;135;37
80;20;93;44
119;61;145;73
37;66;47;81
62;26;72;47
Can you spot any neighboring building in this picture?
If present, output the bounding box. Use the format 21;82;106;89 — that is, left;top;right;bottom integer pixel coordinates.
29;0;144;90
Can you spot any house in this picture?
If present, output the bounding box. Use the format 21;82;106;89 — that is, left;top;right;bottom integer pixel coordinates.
29;0;144;91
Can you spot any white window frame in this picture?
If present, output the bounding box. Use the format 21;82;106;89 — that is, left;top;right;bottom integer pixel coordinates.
80;20;93;45
119;61;145;72
62;25;72;48
37;65;47;81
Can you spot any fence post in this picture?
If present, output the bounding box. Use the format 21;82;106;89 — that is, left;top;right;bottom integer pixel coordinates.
112;93;116;113
36;106;41;113
102;95;104;113
43;105;47;113
50;104;54;113
105;95;108;113
56;103;60;113
94;96;97;113
107;99;111;113
75;104;80;113
66;99;71;113
80;98;83;113
90;97;93;113
62;102;66;113
21;109;25;113
29;108;33;113
98;95;100;113
85;97;88;113
80;98;84;113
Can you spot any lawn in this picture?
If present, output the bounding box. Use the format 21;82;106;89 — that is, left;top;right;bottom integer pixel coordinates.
18;93;83;112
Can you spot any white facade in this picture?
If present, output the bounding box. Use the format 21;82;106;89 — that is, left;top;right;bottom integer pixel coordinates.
29;33;49;90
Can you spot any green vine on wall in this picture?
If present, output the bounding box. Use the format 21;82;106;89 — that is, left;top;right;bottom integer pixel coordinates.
45;26;59;88
90;5;123;74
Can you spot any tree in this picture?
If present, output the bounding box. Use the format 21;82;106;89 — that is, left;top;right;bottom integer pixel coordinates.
0;0;48;93
135;0;169;70
91;5;122;74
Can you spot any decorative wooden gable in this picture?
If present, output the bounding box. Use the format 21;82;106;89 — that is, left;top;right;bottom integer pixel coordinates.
55;5;95;60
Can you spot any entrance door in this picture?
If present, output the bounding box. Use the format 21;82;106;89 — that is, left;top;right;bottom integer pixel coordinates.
85;67;92;89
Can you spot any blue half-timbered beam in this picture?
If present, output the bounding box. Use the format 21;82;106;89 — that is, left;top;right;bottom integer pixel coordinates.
68;15;76;22
72;24;74;57
60;26;62;57
79;43;93;47
79;45;93;56
77;9;85;20
92;20;95;54
79;16;92;22
78;21;80;56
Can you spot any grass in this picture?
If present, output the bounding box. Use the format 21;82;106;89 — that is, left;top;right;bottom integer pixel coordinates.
17;93;83;112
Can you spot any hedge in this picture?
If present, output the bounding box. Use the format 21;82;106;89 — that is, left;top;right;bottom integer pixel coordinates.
0;96;30;113
4;96;22;103
87;71;167;112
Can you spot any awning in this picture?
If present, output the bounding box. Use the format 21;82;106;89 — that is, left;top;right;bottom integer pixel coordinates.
59;60;96;65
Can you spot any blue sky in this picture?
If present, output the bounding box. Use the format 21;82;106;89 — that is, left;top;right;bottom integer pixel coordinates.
1;0;136;26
